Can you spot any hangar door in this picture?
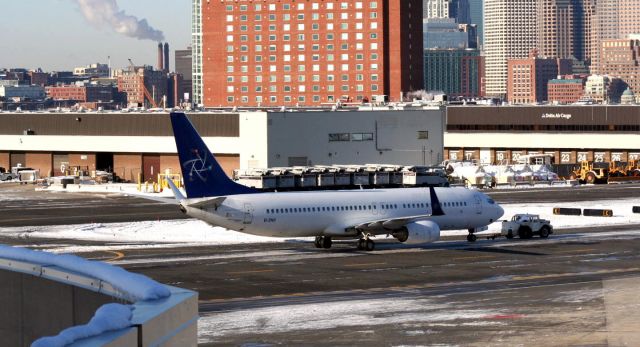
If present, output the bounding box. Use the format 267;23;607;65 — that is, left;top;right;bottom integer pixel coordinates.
143;154;161;182
10;153;26;168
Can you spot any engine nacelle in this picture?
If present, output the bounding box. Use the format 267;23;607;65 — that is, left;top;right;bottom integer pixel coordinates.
395;220;441;244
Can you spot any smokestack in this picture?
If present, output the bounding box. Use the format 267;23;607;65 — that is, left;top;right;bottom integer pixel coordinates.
163;42;170;72
157;42;163;71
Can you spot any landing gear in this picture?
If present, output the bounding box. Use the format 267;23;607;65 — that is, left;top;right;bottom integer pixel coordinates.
356;235;375;251
314;236;333;249
467;229;477;242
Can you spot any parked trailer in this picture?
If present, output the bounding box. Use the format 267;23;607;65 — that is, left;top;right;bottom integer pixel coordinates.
236;175;277;189
317;173;335;187
352;172;371;186
276;175;296;188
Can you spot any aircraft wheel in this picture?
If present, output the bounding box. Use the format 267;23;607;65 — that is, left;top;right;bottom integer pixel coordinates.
467;233;477;242
356;239;365;250
314;236;323;248
365;239;375;251
322;236;333;249
506;231;514;239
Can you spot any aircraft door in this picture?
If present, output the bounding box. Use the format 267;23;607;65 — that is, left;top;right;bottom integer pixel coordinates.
243;203;253;224
371;202;379;215
474;195;482;214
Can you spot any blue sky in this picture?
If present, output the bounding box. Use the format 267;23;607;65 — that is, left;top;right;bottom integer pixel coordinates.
0;0;191;71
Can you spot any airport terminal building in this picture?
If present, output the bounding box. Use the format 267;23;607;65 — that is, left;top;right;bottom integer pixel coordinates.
445;105;640;164
0;108;445;181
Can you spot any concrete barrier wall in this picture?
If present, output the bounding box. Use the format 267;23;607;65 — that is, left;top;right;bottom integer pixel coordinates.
0;269;118;346
0;257;198;346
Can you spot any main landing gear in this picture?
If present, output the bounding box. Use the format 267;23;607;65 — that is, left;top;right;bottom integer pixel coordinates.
466;228;477;242
356;235;375;251
314;236;333;249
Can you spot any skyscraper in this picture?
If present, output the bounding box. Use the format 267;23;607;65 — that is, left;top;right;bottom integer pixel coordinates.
483;0;537;97
450;0;471;24
195;0;423;107
600;38;640;94
424;0;450;18
469;0;484;45
590;0;640;74
538;0;575;59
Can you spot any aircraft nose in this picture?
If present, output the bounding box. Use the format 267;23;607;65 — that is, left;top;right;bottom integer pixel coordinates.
496;204;505;220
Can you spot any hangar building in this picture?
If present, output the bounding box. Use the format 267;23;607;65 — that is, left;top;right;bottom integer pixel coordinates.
0;108;445;182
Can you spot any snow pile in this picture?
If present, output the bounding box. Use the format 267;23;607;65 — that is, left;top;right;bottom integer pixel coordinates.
3;220;309;245
32;303;133;347
0;244;170;301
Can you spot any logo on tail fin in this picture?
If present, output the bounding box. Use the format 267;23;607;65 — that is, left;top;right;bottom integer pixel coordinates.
183;148;213;182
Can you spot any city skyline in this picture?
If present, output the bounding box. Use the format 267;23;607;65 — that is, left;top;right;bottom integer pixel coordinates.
0;0;191;71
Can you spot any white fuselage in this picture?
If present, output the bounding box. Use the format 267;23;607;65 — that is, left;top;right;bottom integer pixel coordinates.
183;187;504;238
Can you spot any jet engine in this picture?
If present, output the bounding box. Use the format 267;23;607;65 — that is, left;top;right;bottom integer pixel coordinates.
393;220;441;244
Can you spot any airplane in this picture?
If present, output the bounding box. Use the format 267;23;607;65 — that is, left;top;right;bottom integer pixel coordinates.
166;112;504;251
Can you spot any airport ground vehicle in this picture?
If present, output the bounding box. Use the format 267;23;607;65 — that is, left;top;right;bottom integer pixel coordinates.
0;171;17;181
501;214;553;239
569;161;608;184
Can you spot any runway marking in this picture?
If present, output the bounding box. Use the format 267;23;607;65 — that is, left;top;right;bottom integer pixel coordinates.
87;250;125;262
344;262;387;267
105;251;125;262
554;248;597;254
226;269;275;275
453;255;495;261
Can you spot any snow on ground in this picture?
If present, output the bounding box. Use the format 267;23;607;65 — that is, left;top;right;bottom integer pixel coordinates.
0;198;639;252
197;297;503;343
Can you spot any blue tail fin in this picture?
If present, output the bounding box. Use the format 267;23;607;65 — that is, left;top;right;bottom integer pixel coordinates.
170;112;261;198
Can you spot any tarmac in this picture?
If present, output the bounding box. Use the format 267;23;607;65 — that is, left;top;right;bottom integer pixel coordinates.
1;182;640;345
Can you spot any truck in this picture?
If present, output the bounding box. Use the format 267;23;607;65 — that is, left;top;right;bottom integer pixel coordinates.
0;167;18;181
501;214;553;239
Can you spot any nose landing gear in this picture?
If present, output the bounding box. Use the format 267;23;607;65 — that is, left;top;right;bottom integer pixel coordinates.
314;236;333;249
466;229;477;242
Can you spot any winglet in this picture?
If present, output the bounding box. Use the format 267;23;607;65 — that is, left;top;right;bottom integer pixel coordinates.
429;187;445;216
166;177;186;202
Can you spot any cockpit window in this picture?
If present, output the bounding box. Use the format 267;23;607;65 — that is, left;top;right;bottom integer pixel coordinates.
486;198;495;205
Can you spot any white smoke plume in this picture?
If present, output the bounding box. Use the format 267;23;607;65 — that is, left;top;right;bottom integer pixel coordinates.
74;0;165;41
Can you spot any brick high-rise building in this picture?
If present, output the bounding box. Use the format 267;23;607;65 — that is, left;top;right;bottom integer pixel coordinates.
507;50;561;103
537;0;575;59
117;66;167;108
484;0;538;97
600;38;640;94
195;0;424;107
590;0;640;73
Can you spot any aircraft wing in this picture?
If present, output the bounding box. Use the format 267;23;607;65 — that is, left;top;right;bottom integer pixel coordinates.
353;214;433;233
351;186;445;233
